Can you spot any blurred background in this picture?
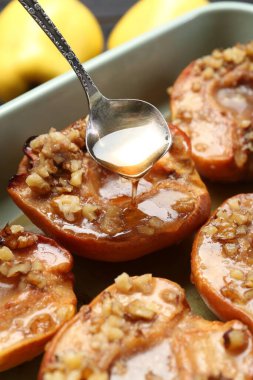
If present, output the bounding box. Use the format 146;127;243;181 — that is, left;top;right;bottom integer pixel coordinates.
1;0;253;38
0;0;253;103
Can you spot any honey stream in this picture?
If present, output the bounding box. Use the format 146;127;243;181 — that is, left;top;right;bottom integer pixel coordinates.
92;122;169;204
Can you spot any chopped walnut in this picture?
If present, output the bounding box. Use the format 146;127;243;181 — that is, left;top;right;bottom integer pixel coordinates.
224;243;238;257
31;260;44;271
227;198;240;211
69;160;82;173
70;169;83;187
192;81;201;92
230;269;244;281
101;322;124;342
5;231;38;250
16;235;38;249
149;217;163;229
125;299;157;321
82;204;99;222
10;225;24;234
114;273;133;293
220;286;242;304
57;305;75;322
172;198;195;214
100;205;122;235
133;274;154;295
26;123;85;199
52;195;82;222
0;246;14;261
240;120;251;129
205;56;223;70
26;271;47;288
30;134;47;151
212;49;223;59
160;288;179;304
7;261;31;277
137;225;154;236
61;351;83;370
26;173;51;194
223;328;248;354
202;67;214;80
0;262;9;276
223;47;246;64
243;289;253;301
202;225;218;236
234;151;248;168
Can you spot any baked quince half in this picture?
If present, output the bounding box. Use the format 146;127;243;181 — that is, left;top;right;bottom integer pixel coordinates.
39;273;253;380
192;193;253;332
0;0;103;101
8;119;210;261
170;42;253;182
0;224;76;371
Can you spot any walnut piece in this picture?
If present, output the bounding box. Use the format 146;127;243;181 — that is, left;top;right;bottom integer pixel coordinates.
0;246;14;261
52;195;82;222
114;273;133;293
223;328;248;354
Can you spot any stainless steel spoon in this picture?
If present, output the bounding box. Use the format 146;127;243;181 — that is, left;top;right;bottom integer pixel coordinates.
19;0;172;179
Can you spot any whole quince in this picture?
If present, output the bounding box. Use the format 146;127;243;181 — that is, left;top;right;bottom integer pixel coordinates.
0;0;104;102
108;0;208;49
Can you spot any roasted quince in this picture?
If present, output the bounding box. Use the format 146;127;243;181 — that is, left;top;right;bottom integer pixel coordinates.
0;224;76;371
8;119;210;261
39;274;253;380
192;193;253;332
170;42;253;182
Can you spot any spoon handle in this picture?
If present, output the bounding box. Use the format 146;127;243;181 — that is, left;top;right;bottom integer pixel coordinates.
18;0;101;106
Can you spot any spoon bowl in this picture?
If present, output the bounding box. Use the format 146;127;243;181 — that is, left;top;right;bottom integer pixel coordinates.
86;96;171;178
19;0;172;179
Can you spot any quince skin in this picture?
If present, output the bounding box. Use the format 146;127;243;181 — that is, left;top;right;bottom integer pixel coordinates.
0;0;104;102
108;0;208;49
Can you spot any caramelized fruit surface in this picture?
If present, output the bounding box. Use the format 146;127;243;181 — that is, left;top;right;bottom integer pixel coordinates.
39;274;253;380
0;225;76;371
192;194;253;331
8;120;210;261
170;42;253;182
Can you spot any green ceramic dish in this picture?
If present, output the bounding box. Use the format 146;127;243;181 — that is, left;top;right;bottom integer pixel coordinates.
0;2;253;379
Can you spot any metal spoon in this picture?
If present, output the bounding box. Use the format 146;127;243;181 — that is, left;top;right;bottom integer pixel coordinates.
19;0;172;179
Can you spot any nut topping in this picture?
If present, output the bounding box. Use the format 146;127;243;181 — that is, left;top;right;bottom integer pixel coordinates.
170;42;253;181
192;194;253;335
0;224;76;371
40;276;253;380
0;246;14;261
115;273;133;293
52;195;82;222
223;328;249;354
9;118;210;260
125;299;157;321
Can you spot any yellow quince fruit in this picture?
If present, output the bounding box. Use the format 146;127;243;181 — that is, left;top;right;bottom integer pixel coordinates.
108;0;208;49
0;0;104;102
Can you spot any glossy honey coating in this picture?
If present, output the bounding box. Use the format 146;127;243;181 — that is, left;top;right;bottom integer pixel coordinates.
0;224;76;371
39;274;253;380
170;42;253;182
192;194;253;331
8;119;210;261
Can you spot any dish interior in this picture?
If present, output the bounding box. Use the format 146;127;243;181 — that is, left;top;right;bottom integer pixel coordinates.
1;3;253;379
